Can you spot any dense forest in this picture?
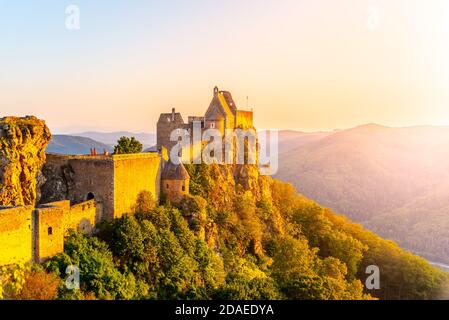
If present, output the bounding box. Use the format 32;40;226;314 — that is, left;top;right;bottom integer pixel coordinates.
1;163;448;300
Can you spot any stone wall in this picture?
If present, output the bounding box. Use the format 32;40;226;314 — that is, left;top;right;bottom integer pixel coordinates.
45;200;96;235
0;206;33;266
113;153;161;218
65;200;96;234
0;199;97;266
34;205;64;263
68;157;114;221
41;154;115;222
42;153;162;221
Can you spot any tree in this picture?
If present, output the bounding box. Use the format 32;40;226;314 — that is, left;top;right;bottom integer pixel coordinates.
134;191;156;214
15;269;60;300
113;136;143;154
45;231;140;300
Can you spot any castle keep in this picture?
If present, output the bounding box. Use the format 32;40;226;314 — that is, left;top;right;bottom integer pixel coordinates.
157;86;254;152
0;87;252;266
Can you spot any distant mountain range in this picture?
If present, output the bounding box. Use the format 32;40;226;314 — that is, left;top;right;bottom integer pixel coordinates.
47;135;113;155
72;131;155;149
47;131;156;155
273;124;449;264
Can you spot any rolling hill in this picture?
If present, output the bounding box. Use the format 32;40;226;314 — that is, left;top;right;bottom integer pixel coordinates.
274;124;449;264
47;135;113;155
73;131;155;150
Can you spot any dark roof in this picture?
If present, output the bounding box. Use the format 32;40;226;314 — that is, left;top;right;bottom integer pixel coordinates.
161;161;190;180
157;112;185;124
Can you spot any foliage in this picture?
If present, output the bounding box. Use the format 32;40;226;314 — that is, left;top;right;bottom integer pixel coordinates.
39;163;449;300
0;264;60;300
0;264;28;299
113;136;143;154
14;267;60;300
44;231;139;300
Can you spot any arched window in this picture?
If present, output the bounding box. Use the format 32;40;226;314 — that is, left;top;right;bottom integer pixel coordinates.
48;227;53;235
86;192;95;201
182;185;185;192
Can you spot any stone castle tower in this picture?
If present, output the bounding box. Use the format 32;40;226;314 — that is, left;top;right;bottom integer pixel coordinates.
156;86;255;152
161;160;190;203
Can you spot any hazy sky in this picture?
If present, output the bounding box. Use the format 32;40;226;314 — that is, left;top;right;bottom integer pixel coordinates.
1;0;449;133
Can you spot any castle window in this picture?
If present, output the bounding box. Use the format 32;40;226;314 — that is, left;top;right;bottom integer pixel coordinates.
48;227;53;235
210;123;215;129
182;185;185;192
166;184;169;189
86;192;95;201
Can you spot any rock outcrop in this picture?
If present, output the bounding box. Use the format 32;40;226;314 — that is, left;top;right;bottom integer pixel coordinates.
0;116;52;206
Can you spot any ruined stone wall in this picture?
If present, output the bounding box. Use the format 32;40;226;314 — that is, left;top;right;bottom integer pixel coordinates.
42;154;115;222
42;153;163;221
0;206;33;265
34;205;64;263
0;200;97;266
45;200;96;235
40;154;76;204
64;200;96;234
113;153;161;218
68;157;114;221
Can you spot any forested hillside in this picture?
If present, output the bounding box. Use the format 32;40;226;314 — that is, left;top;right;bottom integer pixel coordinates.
275;124;449;264
2;164;447;300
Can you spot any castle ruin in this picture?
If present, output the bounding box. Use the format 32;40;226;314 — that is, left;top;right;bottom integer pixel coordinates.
0;87;253;266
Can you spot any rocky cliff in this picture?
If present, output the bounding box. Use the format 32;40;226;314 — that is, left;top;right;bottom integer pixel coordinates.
0;116;52;206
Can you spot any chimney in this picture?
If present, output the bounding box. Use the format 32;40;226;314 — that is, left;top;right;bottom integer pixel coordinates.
171;108;175;122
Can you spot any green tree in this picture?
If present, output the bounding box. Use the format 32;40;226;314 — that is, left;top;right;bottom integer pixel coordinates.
113;136;143;154
44;231;141;300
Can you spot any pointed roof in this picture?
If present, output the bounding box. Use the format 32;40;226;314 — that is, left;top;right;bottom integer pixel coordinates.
162;160;190;180
220;91;237;114
205;87;235;122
